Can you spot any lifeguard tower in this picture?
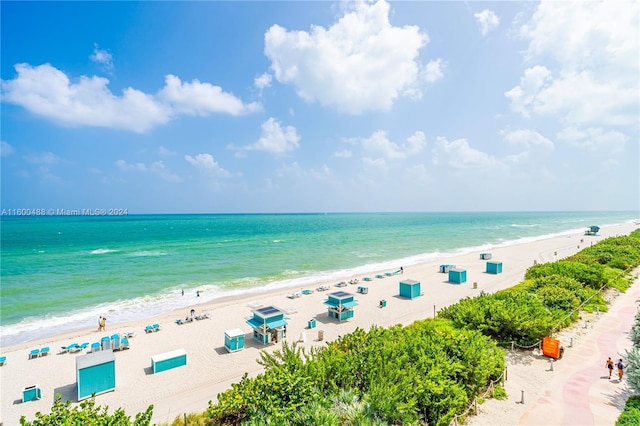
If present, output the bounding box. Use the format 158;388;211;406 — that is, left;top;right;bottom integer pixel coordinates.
246;306;288;344
584;225;600;236
324;291;358;322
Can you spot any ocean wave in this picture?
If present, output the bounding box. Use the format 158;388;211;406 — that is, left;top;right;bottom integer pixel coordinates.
129;250;168;257
510;223;539;228
90;248;119;255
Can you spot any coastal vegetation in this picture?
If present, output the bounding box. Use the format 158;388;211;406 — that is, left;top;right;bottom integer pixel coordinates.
19;229;640;425
618;308;640;425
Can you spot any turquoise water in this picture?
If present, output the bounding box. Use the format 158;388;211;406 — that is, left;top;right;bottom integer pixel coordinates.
1;211;637;346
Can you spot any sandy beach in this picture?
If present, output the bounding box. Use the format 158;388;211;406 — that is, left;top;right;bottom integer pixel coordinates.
1;222;638;425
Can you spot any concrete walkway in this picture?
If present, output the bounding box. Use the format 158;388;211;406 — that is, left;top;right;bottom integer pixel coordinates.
520;273;639;425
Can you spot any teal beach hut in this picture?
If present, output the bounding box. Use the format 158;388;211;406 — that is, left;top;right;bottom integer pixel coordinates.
448;268;467;284
76;350;115;401
486;261;503;274
399;279;421;299
439;264;455;273
151;349;187;373
246;306;289;344
224;329;245;353
324;291;358;322
480;253;492;260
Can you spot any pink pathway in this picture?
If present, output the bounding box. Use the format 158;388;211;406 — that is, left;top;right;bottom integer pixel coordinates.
520;277;639;425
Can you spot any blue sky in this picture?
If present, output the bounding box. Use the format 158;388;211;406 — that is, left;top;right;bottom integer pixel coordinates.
1;1;638;214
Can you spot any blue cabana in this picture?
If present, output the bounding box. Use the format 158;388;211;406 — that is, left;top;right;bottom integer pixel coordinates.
439;264;455;273
399;279;421;299
324;291;358;322
224;329;245;353
76;350;115;400
480;253;492;260
486;261;503;274
151;349;187;373
246;306;289;344
449;268;467;284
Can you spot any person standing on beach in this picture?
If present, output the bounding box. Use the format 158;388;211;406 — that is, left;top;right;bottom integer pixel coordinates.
98;316;103;331
618;359;625;380
606;357;614;379
100;316;106;331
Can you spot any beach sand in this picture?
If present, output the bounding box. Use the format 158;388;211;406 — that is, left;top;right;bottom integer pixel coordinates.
1;222;637;425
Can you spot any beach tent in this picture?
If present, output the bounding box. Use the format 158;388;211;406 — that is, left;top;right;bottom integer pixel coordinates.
246;306;289;344
76;350;115;401
399;279;421;299
324;291;358;322
224;329;245;353
486;261;503;274
448;268;467;284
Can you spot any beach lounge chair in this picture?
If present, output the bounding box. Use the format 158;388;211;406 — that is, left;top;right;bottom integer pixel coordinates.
152;323;161;332
111;334;121;351
39;347;50;356
91;342;101;352
69;343;84;353
28;349;40;359
121;338;130;350
0;356;6;365
195;312;210;320
124;331;136;338
145;325;154;333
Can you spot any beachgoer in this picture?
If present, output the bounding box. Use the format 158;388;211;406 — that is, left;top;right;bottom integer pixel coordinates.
606;357;614;379
100;317;106;331
181;289;184;296
618;359;625;380
400;266;404;274
98;316;103;331
190;309;195;317
196;290;200;297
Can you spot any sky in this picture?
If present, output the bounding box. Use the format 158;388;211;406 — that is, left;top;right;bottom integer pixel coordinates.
1;0;638;214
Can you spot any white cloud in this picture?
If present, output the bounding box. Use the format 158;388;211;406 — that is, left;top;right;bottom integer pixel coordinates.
158;146;176;156
504;65;551;118
508;0;639;127
1;141;14;157
347;130;427;159
115;159;181;182
243;117;300;155
1;64;261;133
432;136;501;170
24;151;61;165
422;59;445;83
501;129;555;152
158;74;260;116
184;153;231;177
556;127;628;152
474;9;500;36
333;149;353;158
254;73;272;90
90;44;114;71
264;0;433;114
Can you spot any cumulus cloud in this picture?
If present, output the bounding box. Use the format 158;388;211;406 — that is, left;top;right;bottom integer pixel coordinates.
556;127;628;152
333;149;353;158
24;151;61;165
242;117;300;155
432;136;501;170
254;73;272;90
184;153;231;177
115;159;181;182
346;130;427;159
90;44;114;71
264;0;438;114
501;129;555;151
507;0;639;127
1;63;261;133
1;141;14;157
474;9;500;36
158;75;260;116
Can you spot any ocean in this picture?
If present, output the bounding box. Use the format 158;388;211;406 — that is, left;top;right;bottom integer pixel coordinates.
1;211;637;347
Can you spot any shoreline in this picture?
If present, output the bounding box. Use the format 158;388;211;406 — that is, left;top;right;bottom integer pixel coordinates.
3;220;635;348
1;222;638;424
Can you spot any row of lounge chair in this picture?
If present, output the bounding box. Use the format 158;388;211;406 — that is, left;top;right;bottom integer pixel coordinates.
145;323;162;333
28;347;50;359
175;313;210;325
59;343;89;354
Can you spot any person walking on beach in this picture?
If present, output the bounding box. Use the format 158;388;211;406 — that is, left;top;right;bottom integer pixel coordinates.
98;316;103;331
618;358;625;380
606;357;614;379
100;316;106;331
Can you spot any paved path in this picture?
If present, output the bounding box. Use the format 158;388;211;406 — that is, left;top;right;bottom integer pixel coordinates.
520;273;639;425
